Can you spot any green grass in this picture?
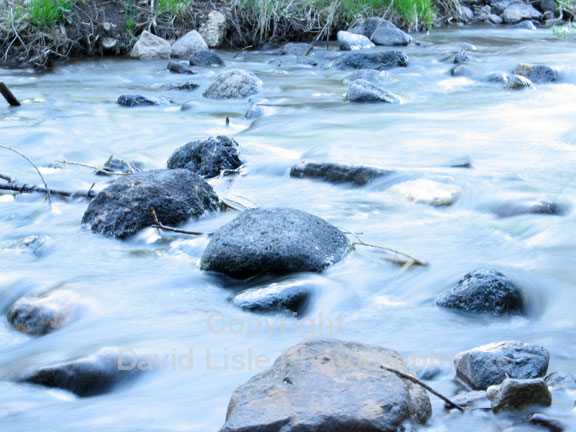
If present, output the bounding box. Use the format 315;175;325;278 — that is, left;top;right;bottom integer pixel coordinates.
155;0;194;15
27;0;73;28
553;0;576;38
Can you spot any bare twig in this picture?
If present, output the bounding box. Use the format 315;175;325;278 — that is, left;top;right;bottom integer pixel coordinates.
0;179;96;199
0;81;21;106
382;366;465;412
305;0;340;56
150;207;209;236
233;45;253;59
56;159;133;176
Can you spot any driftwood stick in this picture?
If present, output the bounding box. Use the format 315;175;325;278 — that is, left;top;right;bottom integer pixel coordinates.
56;159;133;175
0;180;96;198
0;81;21;106
150;207;209;236
381;366;466;412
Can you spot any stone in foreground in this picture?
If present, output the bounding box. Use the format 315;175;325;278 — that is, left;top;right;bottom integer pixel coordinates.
337;30;375;51
82;169;219;239
170;30;208;58
129;30;170;59
455;341;550;390
290;161;394;186
203;69;263;99
346;79;401;103
201;208;349;279
487;378;552;412
436;269;524;315
219;339;431;432
167;136;242;178
332;51;409;70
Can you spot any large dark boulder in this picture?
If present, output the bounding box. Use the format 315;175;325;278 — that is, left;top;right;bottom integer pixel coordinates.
346;79;401;103
219;339;431;432
82;169;219;239
200;208;349;279
331;51;408;70
455;341;550;390
290;161;393;186
189;50;225;67
436;269;524;316
167;136;242;178
203;69;263;99
17;348;141;397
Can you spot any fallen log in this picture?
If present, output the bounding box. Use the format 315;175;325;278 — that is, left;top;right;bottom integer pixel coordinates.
0;82;21;107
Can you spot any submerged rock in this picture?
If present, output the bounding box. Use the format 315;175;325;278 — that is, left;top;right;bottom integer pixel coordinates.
98;155;140;175
167;136;242;178
280;42;312;56
545;371;576;391
337;30;375;51
18;348;141;397
485;71;509;84
170;30;208;58
387;179;462;206
446;390;491;410
290;161;394;186
203;69;263;99
269;55;318;67
346;79;401;103
117;95;160;107
230;280;313;315
505;74;535;90
8;290;80;336
454;341;550;390
219;339;431;432
167;60;196;74
343;69;390;87
490;199;563;218
200;208;349;279
487;378;552;412
82;169;219;239
245;104;264;119
129;30;170;60
436;269;524;316
512;63;558;83
454;52;470;64
189;50;224;67
156;82;199;91
514;20;537;29
332;51;409;70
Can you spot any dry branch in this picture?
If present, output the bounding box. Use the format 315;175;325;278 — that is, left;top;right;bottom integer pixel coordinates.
150;207;209;236
0;177;96;199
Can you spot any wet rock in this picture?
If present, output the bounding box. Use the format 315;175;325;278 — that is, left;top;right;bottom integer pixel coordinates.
454;341;550;390
450;64;476;78
290;161;394;186
280;42;313;56
460;5;475;22
348;17;395;36
490;0;510;15
202;69;263;99
129;30;171;60
527;413;566;432
505;74;535;90
485;71;509;84
200;208;349;279
9;235;49;256
514;20;537;29
82;169;219;239
446;390;491;410
167;60;196;74
7;290;79;336
545;371;576;390
98;155;140;175
117;95;163;107
346;79;401;103
167;136;242;178
342;69;389;87
387;179;462;206
488;13;504;24
487;378;552;413
349;17;412;46
18;348;140;397
189;50;224;67
157;82;199;91
230;280;313;315
170;30;208;58
512;63;558;83
501;2;542;24
436;269;524;315
245;104;264;120
102;37;118;50
490;199;563;218
337;30;375;50
198;11;227;48
454;52;470;64
331;51;409;70
268;55;318;67
540;0;560;14
219;339;431;432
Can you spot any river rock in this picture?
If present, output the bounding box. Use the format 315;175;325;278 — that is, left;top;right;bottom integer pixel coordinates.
343;69;389;87
485;71;509;84
245;104;264;119
436;269;524;315
512;63;558;83
230;280;313;315
454;341;550;390
490;199;563;217
200;208;349;279
82;169;219;239
331;51;409;70
337;30;375;50
454;52;470;64
387;179;462;206
527;413;566;432
7;290;79;336
450;64;476;78
9;234;49;256
487;378;552;412
346;79;401;103
202;69;262;99
505;74;535;90
167;60;196;74
491;0;511;15
117;95;172;107
219;339;432;432
290;161;394;186
514;20;537;29
540;0;560;13
446;390;491;410
198;11;227;48
545;371;576;390
268;55;318;67
189;50;224;67
460;5;475;22
158;82;199;91
372;27;413;46
348;17;395;36
167;136;242;178
129;30;171;59
501;2;542;24
18;348;140;397
280;42;313;56
171;30;208;58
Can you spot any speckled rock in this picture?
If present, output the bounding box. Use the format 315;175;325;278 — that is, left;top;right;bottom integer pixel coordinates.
346;79;401;103
487;378;552;412
337;31;375;50
203;69;262;99
129;31;170;59
331;51;409;70
170;30;208;58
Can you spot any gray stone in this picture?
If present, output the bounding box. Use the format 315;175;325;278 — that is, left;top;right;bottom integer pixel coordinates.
117;95;165;107
171;30;208;58
198;11;227;48
445;390;491;410
540;0;560;13
343;69;390;87
506;74;535;90
488;13;504;24
245;104;264;119
527;413;566;432
501;2;542;24
102;37;118;50
331;51;409;70
9;235;49;256
129;30;171;60
348;17;398;37
200;208;349;279
189;50;224;67
268;55;318;67
167;136;242;178
337;30;375;51
371;27;413;46
512;63;558;83
491;0;511;15
490;199;563;217
514;20;537;29
158;82;199;91
167;60;196;74
280;42;313;56
485;71;509;84
82;169;219;239
449;64;476;78
454;341;550;390
454;52;470;64
230;280;313;315
346;79;401;103
203;69;262;99
487;378;552;412
219;339;432;432
290;161;394;186
460;5;475;22
437;269;524;316
545;371;576;390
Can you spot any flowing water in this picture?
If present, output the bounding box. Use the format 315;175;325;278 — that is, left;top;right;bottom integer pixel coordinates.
1;26;576;431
